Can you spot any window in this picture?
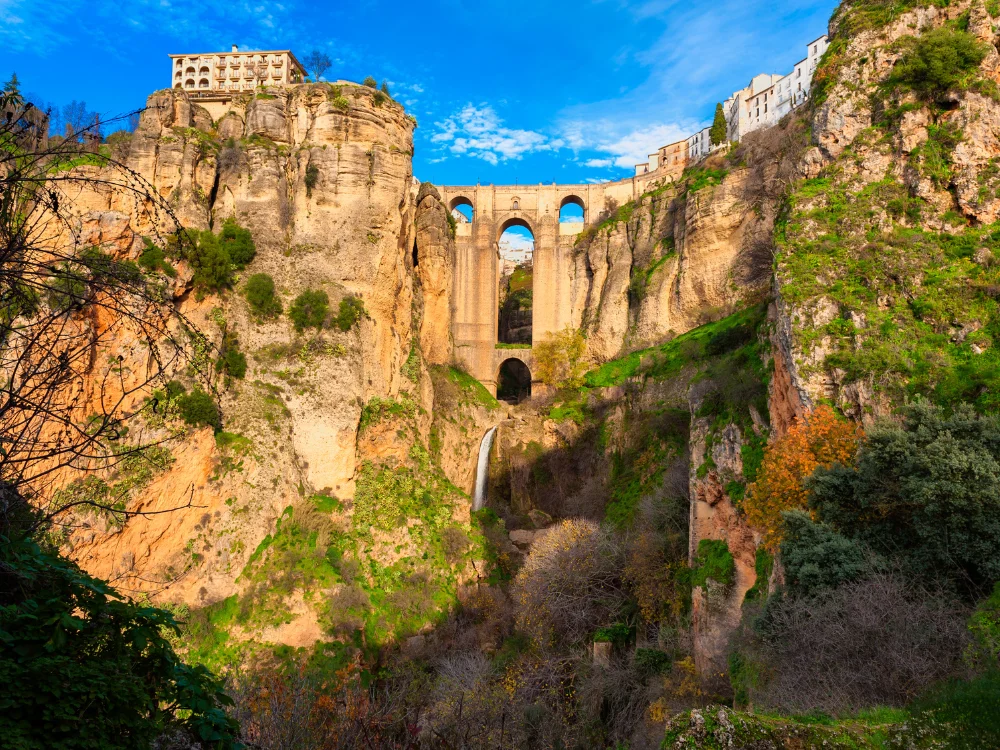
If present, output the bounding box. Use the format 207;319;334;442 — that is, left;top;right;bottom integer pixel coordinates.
764;104;768;112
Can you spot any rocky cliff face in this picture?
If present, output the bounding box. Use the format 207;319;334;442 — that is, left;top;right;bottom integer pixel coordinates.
56;85;489;658
775;0;1000;422
573;167;761;362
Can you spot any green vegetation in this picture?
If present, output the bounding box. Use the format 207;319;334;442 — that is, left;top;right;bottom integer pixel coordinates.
173;385;222;431
742;548;774;603
332;95;350;112
215;330;247;381
333;295;365;331
432;365;501;412
690;539;735;588
0;500;238;749
358;395;417;433
685;165;729;195
585;304;767;391
888;27;988;100
710;102;727;145
169;219;256;297
244;272;282;319
533;327;587;389
304;162;319;195
911;122;962;189
137;238;176;277
604;406;689;528
778;176;1000;413
362;76;378;88
808;401;1000;597
288;289;329;332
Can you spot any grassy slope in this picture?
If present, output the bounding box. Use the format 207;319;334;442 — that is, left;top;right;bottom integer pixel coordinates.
181;365;500;673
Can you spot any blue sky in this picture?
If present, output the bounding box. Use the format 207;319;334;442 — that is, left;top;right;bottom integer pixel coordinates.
1;0;838;186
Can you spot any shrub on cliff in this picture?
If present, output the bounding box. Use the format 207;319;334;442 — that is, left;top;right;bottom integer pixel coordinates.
219;218;255;267
889;27;988;99
172;220;256;297
0;494;239;749
289;289;329;332
808;400;1000;597
744;405;861;551
334;295;365;332
175;386;222;431
534;327;588;390
137;238;176;278
244;273;281;319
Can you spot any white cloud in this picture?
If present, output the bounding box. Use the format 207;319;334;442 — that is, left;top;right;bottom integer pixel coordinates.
583;158;614;168
499;229;534;263
431;104;554;165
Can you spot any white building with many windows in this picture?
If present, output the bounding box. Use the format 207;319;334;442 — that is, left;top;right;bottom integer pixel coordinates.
686;126;712;161
169;46;306;94
635;33;829;175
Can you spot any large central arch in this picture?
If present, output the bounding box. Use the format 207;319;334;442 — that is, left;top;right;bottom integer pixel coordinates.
497;218;534;347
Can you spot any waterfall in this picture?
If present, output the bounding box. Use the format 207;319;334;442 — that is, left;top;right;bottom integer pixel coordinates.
472;426;498;511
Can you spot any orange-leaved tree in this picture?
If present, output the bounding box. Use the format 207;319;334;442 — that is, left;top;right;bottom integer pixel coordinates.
745;405;862;550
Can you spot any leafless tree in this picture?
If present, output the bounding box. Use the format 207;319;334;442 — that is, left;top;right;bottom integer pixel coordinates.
0;88;204;532
736;572;971;714
513;518;630;648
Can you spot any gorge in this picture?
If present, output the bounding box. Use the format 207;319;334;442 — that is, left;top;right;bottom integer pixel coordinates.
5;0;1000;748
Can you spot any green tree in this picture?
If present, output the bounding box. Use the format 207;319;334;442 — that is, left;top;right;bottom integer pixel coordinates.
890;27;988;99
0;496;239;749
380;80;391;96
175;387;222;431
289;289;329;332
218;218;255;268
244;273;282;318
334;295;365;331
3;72;19;95
362;76;378;88
189;231;234;295
779;510;869;596
709;103;727;146
808;400;1000;597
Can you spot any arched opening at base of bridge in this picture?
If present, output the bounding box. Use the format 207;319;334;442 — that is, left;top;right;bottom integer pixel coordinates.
498;219;533;345
497;359;532;404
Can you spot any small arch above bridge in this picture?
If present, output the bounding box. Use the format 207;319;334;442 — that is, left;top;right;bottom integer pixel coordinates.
449;195;474;223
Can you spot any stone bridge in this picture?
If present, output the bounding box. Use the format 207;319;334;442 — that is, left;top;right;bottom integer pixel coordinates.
440;171;671;395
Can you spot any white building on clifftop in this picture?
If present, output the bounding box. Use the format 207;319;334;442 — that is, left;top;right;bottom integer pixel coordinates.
634;32;828;176
169;45;306;94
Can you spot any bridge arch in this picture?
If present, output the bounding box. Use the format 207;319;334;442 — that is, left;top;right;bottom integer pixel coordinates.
559;194;587;223
497;216;534;244
496;357;532;404
449;195;475;223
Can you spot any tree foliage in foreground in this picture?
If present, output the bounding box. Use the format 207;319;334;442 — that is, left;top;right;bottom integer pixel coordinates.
0;495;239;749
